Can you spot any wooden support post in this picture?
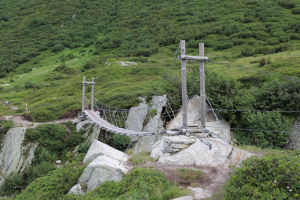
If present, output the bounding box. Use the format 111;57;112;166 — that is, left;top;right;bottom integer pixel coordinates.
199;43;206;128
181;40;188;131
82;76;86;111
91;77;95;111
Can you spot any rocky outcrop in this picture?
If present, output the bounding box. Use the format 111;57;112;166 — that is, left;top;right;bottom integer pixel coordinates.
128;96;167;154
151;135;252;167
126;97;148;132
76;119;100;144
0;128;38;185
287;118;300;150
70;140;129;194
83;140;127;163
188;187;212;199
167;96;231;141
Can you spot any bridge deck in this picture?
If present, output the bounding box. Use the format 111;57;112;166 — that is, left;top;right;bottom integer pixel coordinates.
84;110;156;137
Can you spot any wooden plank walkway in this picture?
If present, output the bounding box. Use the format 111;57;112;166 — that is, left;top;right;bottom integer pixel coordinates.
84;110;156;137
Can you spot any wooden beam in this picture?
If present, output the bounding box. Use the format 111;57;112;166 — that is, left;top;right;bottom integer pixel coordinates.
181;40;188;131
178;55;208;61
199;43;206;128
82;76;86;111
91;77;95;111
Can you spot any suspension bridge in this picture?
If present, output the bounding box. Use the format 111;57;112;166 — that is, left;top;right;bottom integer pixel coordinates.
79;40;233;148
80;40;300;148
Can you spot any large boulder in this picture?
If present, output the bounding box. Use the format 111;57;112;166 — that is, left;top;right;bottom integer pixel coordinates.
166;95;231;141
0;128;38;185
79;155;127;191
130;95;167;154
70;140;129;194
76;119;101;144
287;118;300;150
151;135;253;167
126;97;148;132
83;140;128;163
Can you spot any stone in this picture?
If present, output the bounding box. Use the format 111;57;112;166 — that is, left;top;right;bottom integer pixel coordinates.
0;128;38;185
83;140;128;164
69;184;85;195
126;97;148;132
150;139;165;160
132;95;167;154
151;136;253;167
76;120;93;133
117;61;138;67
78;155;127;191
167;95;231;141
227;147;253;166
172;196;193;200
188;187;212;199
287;118;300;150
76;119;101;144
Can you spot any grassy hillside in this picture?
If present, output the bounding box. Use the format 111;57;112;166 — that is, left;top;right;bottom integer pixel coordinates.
0;0;299;130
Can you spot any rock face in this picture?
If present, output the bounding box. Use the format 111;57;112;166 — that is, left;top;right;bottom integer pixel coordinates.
151;135;252;167
70;140;129;194
0;128;38;185
83;140;128;163
167;95;231;141
76;119;100;144
287;118;300;150
188;187;212;199
128;96;167;154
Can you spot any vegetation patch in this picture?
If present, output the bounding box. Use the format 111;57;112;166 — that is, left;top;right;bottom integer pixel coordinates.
64;168;188;200
129;152;155;166
224;151;300;199
176;168;205;185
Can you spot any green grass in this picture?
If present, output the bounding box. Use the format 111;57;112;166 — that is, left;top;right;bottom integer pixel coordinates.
176;168;205;185
129;152;155;166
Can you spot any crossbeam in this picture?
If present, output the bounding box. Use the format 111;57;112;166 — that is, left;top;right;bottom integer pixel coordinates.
178;55;208;61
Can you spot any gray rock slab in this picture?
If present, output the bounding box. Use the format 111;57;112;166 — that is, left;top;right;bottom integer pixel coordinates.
172;196;193;200
156;138;233;167
69;184;85;195
83;140;128;163
78;155;127;192
287;118;300;150
166;95;231;141
0;128;38;185
126;97;148;132
188;187;212;199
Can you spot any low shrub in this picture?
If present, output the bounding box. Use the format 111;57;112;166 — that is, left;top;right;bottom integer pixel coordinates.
224;152;300;199
0;120;14;134
80;168;187;200
15;161;85;200
110;134;131;152
129;152;155;165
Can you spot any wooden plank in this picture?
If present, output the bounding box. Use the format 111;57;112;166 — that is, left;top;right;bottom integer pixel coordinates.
181;40;188;131
82;76;86;111
178;55;208;61
91;77;94;111
199;43;206;128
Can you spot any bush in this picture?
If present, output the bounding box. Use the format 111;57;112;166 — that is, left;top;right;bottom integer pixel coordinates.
52;44;65;52
110;134;131;152
235;112;292;148
224;152;300;199
215;42;233;50
241;47;255;56
82;168;186;200
0;120;14;134
15;162;85;200
29;108;57;122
